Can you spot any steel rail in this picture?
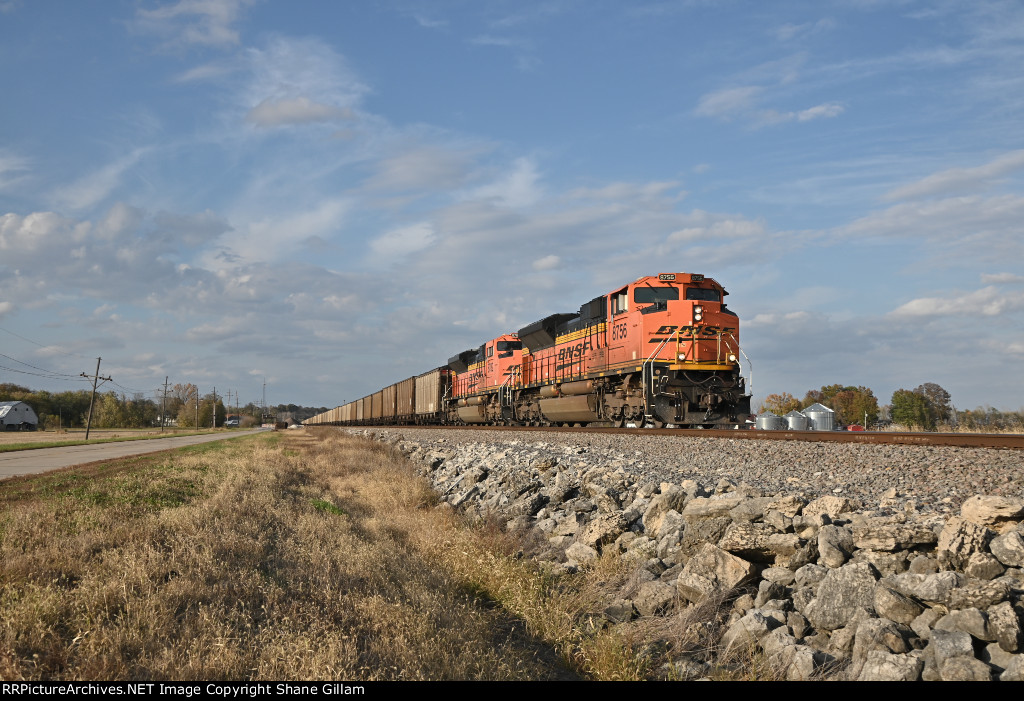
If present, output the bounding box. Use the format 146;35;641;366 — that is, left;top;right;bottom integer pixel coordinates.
338;423;1024;450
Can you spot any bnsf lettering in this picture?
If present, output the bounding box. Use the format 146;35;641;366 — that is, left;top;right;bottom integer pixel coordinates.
611;323;628;341
557;340;593;363
648;325;737;342
651;325;736;336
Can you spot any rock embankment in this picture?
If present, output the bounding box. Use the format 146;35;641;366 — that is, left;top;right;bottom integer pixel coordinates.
360;428;1024;681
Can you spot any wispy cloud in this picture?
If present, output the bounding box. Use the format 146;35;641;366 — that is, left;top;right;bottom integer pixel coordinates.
694;86;763;120
883;149;1024;201
775;18;836;42
134;0;255;48
981;272;1024;284
369;222;436;259
246;97;354;127
890;286;1024;318
240;36;368;127
52;148;151;212
368;146;479;192
0;151;30;191
469;157;542;208
695;85;843;127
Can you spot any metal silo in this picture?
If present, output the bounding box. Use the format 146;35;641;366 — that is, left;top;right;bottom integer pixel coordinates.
803;403;835;431
755;411;787;431
784;410;810;431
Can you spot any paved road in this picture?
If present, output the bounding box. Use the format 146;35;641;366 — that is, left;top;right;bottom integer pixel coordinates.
0;430;266;480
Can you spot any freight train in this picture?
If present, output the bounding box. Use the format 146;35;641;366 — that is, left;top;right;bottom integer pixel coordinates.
304;273;752;429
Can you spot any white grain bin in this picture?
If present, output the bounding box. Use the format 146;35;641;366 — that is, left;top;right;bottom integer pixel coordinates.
755;411;787;431
802;403;835;431
784;410;811;431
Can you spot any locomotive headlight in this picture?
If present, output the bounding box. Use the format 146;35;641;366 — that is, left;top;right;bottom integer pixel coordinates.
693;305;703;321
728;353;737;362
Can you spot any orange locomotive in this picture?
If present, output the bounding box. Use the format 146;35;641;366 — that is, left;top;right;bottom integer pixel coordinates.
446;273;750;428
303;272;751;429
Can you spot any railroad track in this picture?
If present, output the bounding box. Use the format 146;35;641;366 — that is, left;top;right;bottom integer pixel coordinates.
347;424;1024;450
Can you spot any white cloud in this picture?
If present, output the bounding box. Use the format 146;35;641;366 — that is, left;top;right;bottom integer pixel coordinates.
567;181;682;202
0;301;13;318
173;61;236;83
695;86;763;119
696;87;843;126
883;149;1024;201
246;96;354;127
52;148;150;212
368;146;478;192
796;102;844;121
241;37;368;128
981;272;1024;284
134;0;255;48
0;151;29;191
532;254;560;271
838;194;1024;256
414;15;448;29
775;18;836;42
369;222;436;259
665;216;765;244
471;35;522;48
219;198;349;266
470;157;542;208
890;286;1024;318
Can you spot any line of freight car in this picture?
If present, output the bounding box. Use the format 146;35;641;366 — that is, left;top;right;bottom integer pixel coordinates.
304;367;452;426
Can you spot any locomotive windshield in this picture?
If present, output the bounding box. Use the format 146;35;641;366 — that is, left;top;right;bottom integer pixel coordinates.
496;340;522;352
634;286;680;304
685;288;721;302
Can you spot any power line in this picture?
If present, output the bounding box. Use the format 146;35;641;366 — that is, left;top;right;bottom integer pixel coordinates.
0;363;92;383
0;326;91;360
0;351;84;380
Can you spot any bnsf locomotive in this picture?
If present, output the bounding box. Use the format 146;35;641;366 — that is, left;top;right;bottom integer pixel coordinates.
305;273;751;429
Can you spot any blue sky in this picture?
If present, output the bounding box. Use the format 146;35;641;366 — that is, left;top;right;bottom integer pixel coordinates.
1;0;1023;412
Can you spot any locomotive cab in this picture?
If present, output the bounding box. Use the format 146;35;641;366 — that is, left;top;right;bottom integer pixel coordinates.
605;274;749;427
448;333;524;423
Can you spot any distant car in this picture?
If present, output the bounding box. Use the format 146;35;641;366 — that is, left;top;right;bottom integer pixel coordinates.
224;419;240;427
845;424;865;431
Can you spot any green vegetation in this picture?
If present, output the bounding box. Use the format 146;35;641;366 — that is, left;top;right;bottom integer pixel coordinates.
0;382;330;431
0;430;224;453
760;381;1023;432
759;383;879;426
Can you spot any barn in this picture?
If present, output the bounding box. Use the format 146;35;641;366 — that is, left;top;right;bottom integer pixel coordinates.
0;401;38;431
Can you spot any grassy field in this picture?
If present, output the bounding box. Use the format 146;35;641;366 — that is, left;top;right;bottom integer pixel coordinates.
0;429;753;681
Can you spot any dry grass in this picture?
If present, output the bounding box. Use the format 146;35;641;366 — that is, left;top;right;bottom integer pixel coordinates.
0;432;581;680
0;429;761;681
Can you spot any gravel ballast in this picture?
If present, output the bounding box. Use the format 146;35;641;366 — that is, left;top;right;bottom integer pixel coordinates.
342;426;1024;681
361;427;1023;515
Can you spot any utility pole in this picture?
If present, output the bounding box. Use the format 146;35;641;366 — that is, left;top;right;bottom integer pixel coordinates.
161;376;170;432
195;388;199;430
212;387;217;429
81;357;112;440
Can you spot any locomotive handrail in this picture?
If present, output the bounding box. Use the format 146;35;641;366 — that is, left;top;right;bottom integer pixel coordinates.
642;335;672;420
726;332;752;396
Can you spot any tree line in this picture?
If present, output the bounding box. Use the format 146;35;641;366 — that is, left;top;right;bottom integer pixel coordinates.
0;383;329;430
759;382;970;431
